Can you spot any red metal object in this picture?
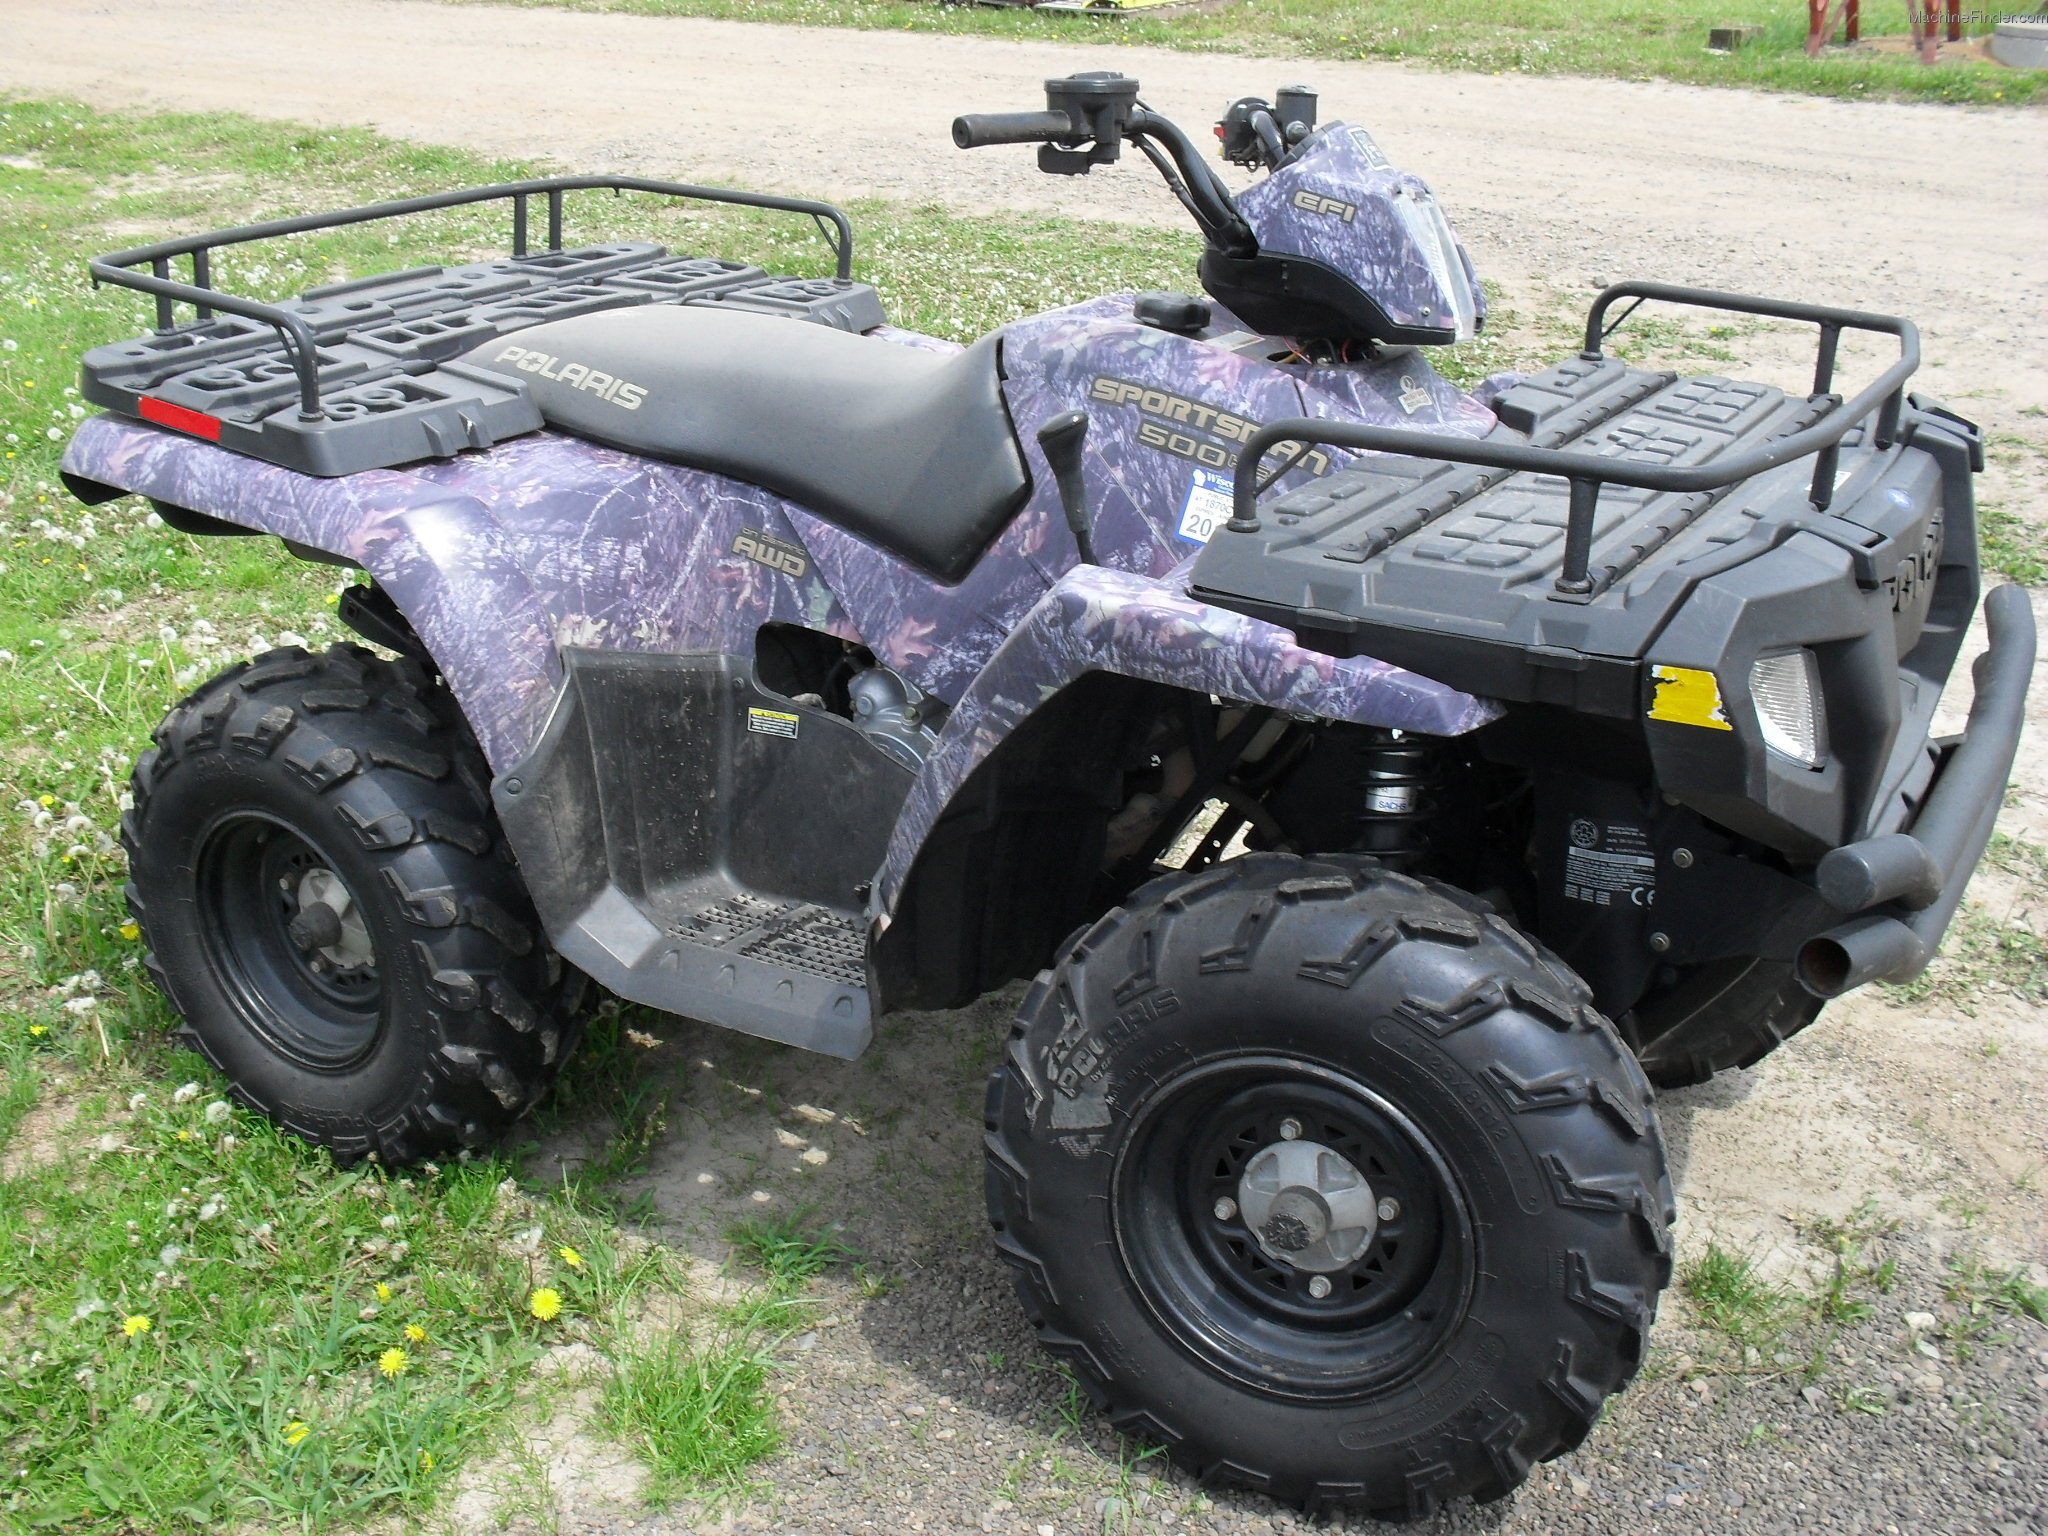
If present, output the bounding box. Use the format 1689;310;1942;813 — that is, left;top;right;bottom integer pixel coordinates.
1806;0;1861;56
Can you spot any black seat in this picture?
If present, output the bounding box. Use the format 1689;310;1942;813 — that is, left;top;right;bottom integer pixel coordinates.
466;307;1030;582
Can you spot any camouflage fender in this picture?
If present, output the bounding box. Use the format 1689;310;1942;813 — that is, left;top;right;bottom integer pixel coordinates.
873;561;1499;915
62;413;560;769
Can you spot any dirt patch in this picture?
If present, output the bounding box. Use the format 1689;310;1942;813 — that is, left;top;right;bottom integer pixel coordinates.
0;1094;79;1179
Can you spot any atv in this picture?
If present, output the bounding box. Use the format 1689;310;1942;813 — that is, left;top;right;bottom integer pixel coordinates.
59;72;2032;1519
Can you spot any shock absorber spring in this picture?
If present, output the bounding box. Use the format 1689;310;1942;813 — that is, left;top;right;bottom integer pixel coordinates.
1349;728;1439;867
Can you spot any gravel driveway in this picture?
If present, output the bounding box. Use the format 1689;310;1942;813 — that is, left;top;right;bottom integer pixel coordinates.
4;4;2046;1531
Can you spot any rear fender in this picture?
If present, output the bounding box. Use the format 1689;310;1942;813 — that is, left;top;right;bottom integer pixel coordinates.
874;562;1497;915
61;414;558;769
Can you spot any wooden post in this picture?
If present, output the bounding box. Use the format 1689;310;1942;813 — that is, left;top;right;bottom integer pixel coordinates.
1845;0;1859;44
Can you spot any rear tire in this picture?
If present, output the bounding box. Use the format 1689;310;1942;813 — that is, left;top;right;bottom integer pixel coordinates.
123;644;588;1164
985;854;1671;1520
1628;958;1825;1089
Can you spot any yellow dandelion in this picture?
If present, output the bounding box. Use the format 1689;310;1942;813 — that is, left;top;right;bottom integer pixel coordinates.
528;1287;563;1322
404;1324;427;1344
37;795;53;808
282;1421;311;1447
374;1281;392;1304
119;922;140;941
420;1451;435;1471
557;1246;584;1269
377;1347;409;1378
121;1313;151;1338
28;1024;46;1037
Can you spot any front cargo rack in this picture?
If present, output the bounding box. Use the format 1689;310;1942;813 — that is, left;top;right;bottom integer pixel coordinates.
1222;282;1922;601
82;177;862;475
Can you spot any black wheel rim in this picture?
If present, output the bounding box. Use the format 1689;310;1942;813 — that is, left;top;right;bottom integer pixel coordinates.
194;812;384;1070
1112;1055;1474;1401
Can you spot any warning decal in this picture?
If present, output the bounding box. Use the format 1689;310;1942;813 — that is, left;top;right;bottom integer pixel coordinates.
1563;819;1656;908
746;707;799;739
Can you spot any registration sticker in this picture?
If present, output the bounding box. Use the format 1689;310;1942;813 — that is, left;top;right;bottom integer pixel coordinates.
1176;467;1236;544
1646;665;1732;731
746;707;800;739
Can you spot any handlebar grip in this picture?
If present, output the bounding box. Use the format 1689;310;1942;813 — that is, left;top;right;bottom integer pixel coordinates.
951;110;1075;150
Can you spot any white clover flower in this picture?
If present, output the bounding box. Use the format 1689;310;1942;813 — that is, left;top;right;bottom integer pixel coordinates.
158;1245;182;1267
196;1200;223;1222
379;1213;400;1231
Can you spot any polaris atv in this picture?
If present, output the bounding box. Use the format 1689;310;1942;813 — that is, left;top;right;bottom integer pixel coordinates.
60;72;2032;1519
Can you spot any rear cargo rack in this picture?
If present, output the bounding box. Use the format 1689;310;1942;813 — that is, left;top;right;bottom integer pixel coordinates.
1227;282;1920;600
91;175;853;423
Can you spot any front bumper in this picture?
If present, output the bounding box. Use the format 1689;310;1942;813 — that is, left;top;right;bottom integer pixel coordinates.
1795;582;2037;996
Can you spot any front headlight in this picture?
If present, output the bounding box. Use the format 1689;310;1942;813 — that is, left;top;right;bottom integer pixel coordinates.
1749;650;1825;768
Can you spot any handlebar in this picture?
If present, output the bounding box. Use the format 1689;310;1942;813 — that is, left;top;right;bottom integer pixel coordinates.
951;111;1076;150
952;76;1258;258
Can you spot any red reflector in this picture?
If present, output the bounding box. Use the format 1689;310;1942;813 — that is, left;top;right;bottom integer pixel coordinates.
138;396;224;441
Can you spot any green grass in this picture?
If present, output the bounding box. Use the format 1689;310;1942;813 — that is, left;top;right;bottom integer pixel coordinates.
599;1327;782;1500
726;1209;855;1292
1981;503;2048;587
1681;1243;1794;1349
1884;829;2048;1015
0;1084;659;1528
607;1214;852;1498
1938;1250;2048;1363
1888;905;2048;1009
471;0;2046;106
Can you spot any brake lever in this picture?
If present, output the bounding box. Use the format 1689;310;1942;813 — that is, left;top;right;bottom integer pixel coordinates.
1038;145;1098;177
1249;110;1287;170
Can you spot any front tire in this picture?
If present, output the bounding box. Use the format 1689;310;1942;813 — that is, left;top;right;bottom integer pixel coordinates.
985;854;1671;1520
123;644;588;1164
